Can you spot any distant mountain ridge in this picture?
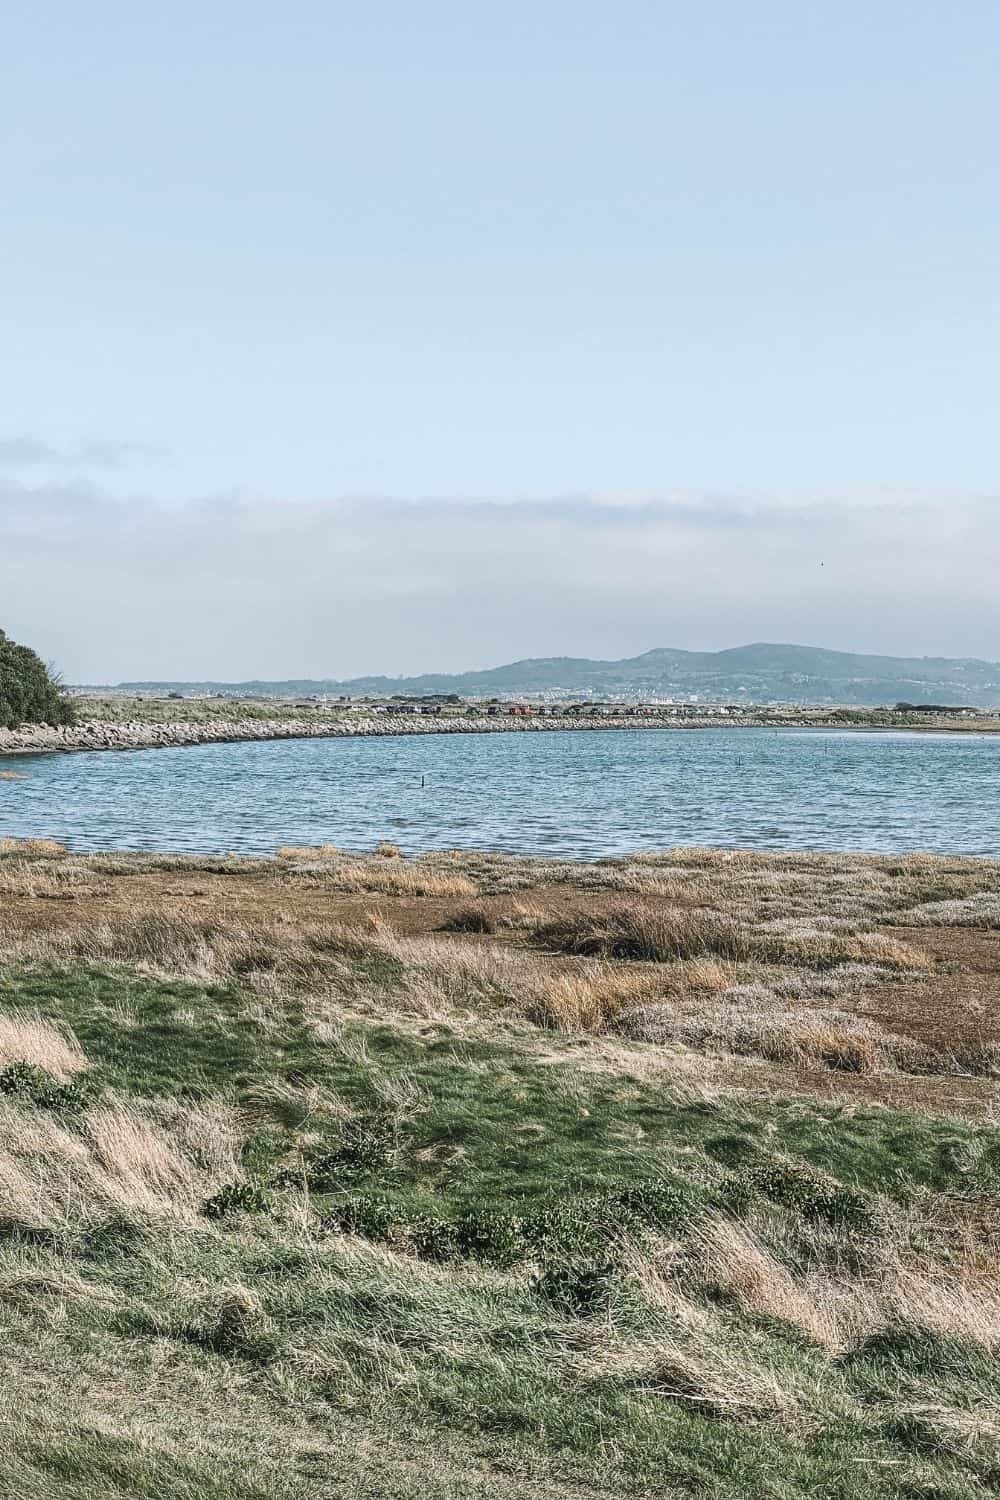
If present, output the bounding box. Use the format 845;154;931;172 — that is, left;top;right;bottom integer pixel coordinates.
108;643;1000;707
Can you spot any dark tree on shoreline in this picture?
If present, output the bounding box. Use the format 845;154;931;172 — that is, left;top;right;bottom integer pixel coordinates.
0;629;75;729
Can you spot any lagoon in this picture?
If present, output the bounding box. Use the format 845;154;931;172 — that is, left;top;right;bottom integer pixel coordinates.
1;727;997;859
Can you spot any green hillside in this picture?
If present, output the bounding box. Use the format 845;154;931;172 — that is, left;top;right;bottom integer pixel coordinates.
116;642;1000;706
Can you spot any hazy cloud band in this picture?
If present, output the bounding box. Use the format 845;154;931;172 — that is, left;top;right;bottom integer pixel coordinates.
3;475;997;681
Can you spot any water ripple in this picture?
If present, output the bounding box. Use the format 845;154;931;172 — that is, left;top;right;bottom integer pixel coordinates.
1;728;998;858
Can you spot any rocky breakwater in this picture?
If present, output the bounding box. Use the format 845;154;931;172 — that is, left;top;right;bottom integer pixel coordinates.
0;712;756;755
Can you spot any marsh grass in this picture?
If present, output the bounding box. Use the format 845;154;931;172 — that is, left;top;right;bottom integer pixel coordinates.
1;845;1000;1495
0;837;67;857
1;961;1000;1495
533;900;927;971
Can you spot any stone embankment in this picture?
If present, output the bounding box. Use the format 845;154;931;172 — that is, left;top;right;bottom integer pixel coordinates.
5;710;981;754
0;712;774;754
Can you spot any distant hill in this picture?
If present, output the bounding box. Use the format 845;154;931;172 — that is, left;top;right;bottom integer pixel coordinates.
108;643;1000;707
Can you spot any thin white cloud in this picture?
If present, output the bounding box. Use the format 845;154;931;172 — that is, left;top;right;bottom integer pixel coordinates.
3;476;998;681
0;436;163;472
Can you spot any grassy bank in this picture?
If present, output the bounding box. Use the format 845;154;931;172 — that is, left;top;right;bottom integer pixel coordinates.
71;694;1000;732
72;695;356;725
1;842;1000;1496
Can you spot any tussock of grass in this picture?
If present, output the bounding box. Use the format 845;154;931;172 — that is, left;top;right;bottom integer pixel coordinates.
0;1094;240;1229
528;959;729;1033
439;905;498;934
691;1215;845;1348
617;988;934;1074
6;914;291;983
294;860;478;897
898;893;1000;928
529;969;658;1032
243;1078;355;1128
594;1332;803;1425
534;901;927;972
0;1009;88;1078
275;842;343;860
755;930;928;971
0;837;67;857
0;859;108;899
534;902;747;961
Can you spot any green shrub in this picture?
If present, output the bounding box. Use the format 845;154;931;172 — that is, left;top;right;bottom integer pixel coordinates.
202;1182;272;1219
324;1176;702;1269
453;1208;527;1268
324;1194;400;1242
406;1211;459;1262
604;1177;702;1231
726;1160;880;1233
0;1061;93;1111
536;1261;617;1316
305;1114;399;1189
0;628;74;729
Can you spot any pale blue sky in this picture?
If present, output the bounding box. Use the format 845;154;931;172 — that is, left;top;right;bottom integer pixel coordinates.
2;3;999;678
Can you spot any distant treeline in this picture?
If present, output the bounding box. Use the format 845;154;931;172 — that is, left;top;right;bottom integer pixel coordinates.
894;702;976;714
0;629;75;729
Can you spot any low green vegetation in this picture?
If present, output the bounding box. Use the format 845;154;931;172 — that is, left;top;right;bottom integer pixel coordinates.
71;693;354;725
0;627;74;728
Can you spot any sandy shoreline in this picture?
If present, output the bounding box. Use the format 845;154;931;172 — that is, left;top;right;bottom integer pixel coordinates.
2;710;997;755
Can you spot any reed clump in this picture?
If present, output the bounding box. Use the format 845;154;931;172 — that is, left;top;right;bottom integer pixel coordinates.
533;901;749;962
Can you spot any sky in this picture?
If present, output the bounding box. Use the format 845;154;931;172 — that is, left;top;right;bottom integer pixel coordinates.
2;2;998;681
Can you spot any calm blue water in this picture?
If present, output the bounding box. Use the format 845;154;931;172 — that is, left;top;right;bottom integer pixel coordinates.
1;729;998;858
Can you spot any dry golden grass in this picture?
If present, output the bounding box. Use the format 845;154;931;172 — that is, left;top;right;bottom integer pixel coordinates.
690;1215;844;1348
0;1093;240;1228
528;968;659;1032
529;958;731;1034
584;1328;803;1426
275;843;342;860
344;864;478;897
0;1008;88;1078
0;837;66;857
289;859;478;897
243;1078;355;1128
534;901;927;971
0;858;108;899
3;914;286;983
633;1204;1000;1373
534;902;748;962
754;930;928;971
888;1267;1000;1352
